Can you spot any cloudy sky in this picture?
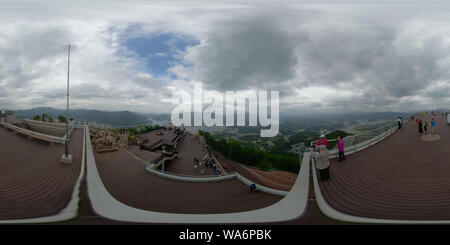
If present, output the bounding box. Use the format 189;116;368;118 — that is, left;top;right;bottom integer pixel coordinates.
0;0;449;114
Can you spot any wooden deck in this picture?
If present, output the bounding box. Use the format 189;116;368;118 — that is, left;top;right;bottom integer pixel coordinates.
0;127;83;220
317;115;450;220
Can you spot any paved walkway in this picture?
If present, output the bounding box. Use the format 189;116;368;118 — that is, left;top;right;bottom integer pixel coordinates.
318;115;450;220
166;134;217;176
0;127;83;220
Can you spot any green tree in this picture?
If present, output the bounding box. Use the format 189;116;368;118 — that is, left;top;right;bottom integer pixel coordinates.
33;114;41;121
199;130;300;174
57;115;67;123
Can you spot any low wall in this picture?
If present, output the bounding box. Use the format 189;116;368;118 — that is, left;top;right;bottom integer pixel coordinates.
24;119;74;138
145;166;236;182
143;164;288;196
1;121;67;144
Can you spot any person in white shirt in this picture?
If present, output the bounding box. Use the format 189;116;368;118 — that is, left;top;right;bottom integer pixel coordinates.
310;145;331;180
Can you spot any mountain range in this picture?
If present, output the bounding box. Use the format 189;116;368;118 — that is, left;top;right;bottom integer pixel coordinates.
14;107;152;128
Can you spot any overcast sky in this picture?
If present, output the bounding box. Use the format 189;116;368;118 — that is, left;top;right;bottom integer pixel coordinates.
0;0;449;114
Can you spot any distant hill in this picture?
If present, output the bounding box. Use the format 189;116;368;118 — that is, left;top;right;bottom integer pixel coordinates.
14;107;151;128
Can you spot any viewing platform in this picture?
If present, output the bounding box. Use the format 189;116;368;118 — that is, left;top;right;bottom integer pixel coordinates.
315;114;450;221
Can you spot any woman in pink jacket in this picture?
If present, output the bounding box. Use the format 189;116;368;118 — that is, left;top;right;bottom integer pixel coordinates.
337;136;346;161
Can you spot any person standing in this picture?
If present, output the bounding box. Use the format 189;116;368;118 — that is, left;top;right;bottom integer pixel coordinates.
418;120;423;136
316;135;328;148
431;118;436;134
310;145;331;180
424;121;428;134
337;136;346;161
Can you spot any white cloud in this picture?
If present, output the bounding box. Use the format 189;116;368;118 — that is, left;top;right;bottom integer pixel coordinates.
1;0;449;114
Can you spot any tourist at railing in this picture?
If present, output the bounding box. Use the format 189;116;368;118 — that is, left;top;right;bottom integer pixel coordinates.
337;136;346;161
310;145;331;180
424;121;428;134
315;134;328;149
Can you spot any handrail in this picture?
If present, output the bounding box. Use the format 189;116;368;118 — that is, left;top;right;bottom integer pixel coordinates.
1;121;67;144
310;116;412;147
207;148;228;175
323;118;411;159
150;153;179;169
310;123;397;146
23;119;67;127
145;165;233;180
127;145;288;194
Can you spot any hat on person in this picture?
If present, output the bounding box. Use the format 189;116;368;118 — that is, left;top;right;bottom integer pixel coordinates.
320;134;325;139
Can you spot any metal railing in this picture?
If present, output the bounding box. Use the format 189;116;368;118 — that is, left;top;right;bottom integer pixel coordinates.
310;117;411;159
1;120;68;144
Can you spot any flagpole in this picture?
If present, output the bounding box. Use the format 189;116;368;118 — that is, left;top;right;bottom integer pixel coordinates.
61;44;72;164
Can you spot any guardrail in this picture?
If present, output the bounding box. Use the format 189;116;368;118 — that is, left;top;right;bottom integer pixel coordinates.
143;165;288;196
327;126;397;159
206;148;228;176
144;166;236;182
310;118;411;159
166;130;186;148
1;121;68;144
130;148;288;195
149;153;179;170
0;118;76;144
